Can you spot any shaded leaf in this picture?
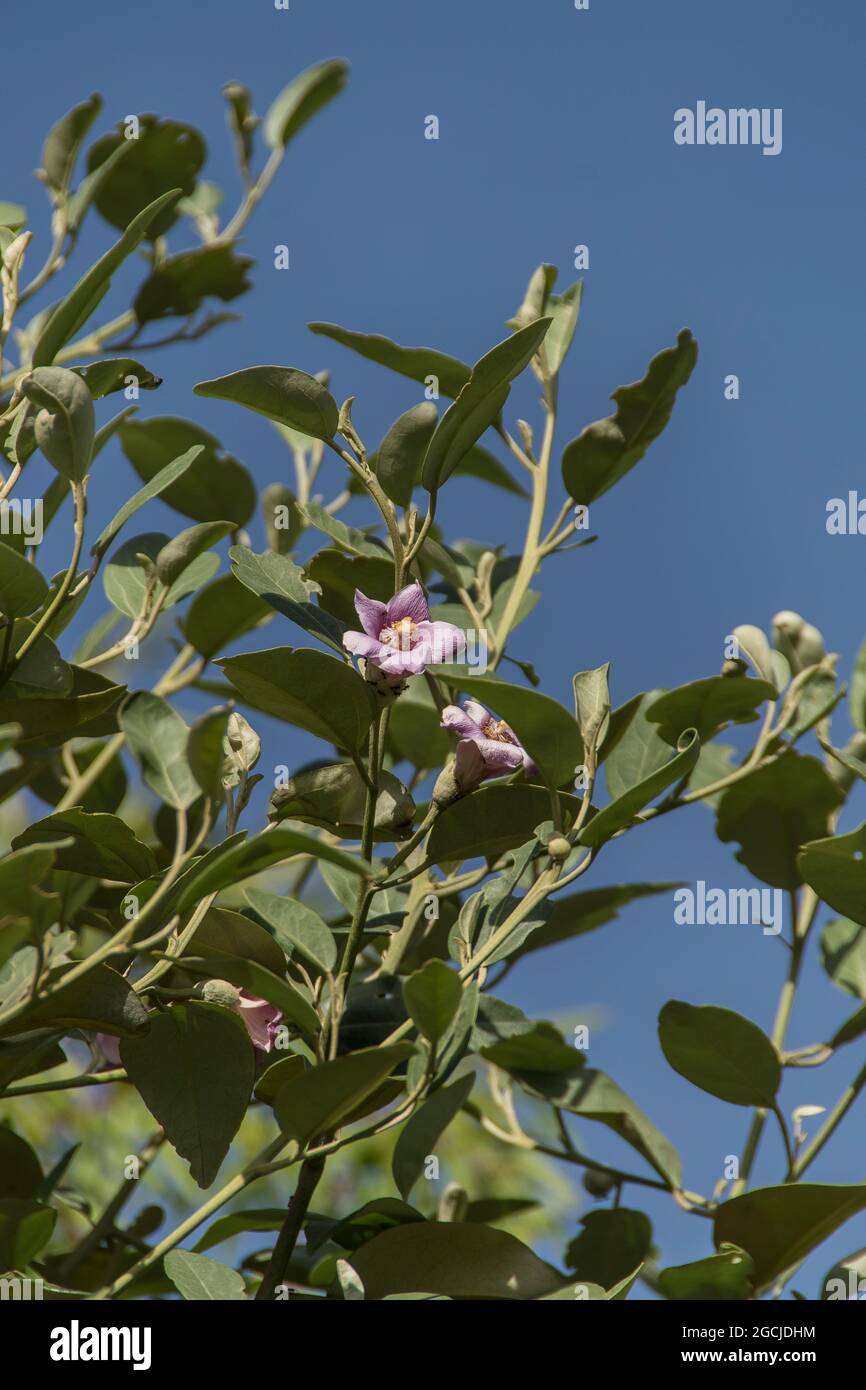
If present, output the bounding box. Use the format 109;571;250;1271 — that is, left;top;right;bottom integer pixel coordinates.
120;1002;254;1188
561;329;697;504
658;1001;781;1107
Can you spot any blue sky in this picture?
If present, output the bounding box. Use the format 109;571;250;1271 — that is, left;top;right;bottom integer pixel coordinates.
6;0;866;1293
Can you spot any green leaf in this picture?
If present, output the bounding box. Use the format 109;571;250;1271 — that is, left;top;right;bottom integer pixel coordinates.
155;520;233;587
244;889;336;974
421;319;551;492
544;279;583;374
0;1129;43;1200
134;244;252;324
273;1044;414;1144
714;1183;866;1291
0;844;61;916
431;670;583;787
228;546;344;653
577;729;700;850
0;203;26;230
449;442;528;497
263;59;349;149
730;624;780;689
253;1055;307;1107
11;808;156;882
4;963;150;1038
565;1209;653;1291
348;1222;563;1300
658;1001;781;1107
33;188;181;366
21;366;95;481
716;752;843;891
388;687;452;769
41;93;103;195
194;366;339;442
164;1249;247;1301
308;322;470;399
849;636;866;730
92;445;204;558
603;690;674;799
191;905;288;976
515;1068;682;1188
182;573;271;659
0;1199;56;1269
119;417;256;527
187;705;231;802
218;646;376;752
479;1022;585;1075
646;676;777;745
374;402;438;508
307;549;392;629
402;960;463;1043
0;542;49;616
119;692;199;810
799;821;866;928
572;663;610;753
85;117;204;237
428;785;580;867
173;826;369;916
74;357;162;398
561;329;698;505
392;1073;475;1200
194;1208;289;1254
658;1246;754;1301
297;500;387;558
820;918;866;999
177;955;319;1038
120;1002;254;1188
0;666;123;741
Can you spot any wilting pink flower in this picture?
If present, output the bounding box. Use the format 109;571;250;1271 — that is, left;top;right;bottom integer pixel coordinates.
237;990;283;1052
441;699;539;788
343;583;465;677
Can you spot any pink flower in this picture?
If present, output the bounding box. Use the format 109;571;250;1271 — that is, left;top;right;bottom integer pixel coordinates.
441;698;539;788
343;583;465;677
94;1032;122;1069
237;990;283;1052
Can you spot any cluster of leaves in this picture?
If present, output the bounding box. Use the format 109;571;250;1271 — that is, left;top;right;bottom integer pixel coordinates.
1;63;866;1304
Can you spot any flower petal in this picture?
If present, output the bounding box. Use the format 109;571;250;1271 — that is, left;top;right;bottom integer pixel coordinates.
463;698;492;728
344;630;383;661
477;737;526;772
441;704;482;738
353;589;388;638
238;991;283;1052
421;621;466;664
387;582;429;625
379;644;428;675
454;737;487;791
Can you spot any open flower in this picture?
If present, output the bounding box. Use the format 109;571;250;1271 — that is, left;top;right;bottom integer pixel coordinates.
343;583;465;677
442;698;539;787
237;990;283;1052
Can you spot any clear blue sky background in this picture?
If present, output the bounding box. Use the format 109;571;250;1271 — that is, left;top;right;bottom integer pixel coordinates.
6;0;866;1295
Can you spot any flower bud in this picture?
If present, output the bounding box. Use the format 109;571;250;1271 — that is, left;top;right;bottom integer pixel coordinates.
582;1168;617;1199
437;1182;469;1223
432;760;461;809
202;979;242;1008
772;610;826;674
547;835;571;863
